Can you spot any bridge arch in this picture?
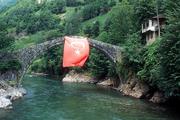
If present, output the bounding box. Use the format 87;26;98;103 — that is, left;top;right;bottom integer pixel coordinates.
15;36;122;82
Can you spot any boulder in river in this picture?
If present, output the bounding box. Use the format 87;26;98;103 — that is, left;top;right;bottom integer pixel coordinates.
150;91;167;103
97;78;115;87
0;81;27;109
6;87;26;101
62;71;93;83
0;97;12;109
119;77;150;99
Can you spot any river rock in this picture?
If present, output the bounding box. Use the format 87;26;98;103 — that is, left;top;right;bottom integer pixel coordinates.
6;88;24;101
150;91;166;103
0;97;12;109
97;78;114;86
17;87;27;95
119;78;149;99
0;80;27;109
62;71;92;83
0;89;7;97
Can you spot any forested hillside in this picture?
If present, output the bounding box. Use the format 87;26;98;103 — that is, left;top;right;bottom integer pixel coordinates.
0;0;179;98
0;0;16;9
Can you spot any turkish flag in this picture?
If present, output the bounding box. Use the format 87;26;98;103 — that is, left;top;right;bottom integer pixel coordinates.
63;36;90;67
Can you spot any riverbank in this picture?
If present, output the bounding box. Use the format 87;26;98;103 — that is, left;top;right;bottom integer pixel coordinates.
62;71;167;104
0;70;167;109
0;81;26;109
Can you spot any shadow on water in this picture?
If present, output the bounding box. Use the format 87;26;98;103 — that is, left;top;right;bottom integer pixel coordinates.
0;74;179;120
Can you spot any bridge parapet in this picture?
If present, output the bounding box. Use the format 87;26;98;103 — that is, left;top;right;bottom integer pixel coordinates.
88;39;123;63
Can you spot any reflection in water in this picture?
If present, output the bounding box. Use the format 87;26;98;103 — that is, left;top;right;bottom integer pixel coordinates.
0;75;179;120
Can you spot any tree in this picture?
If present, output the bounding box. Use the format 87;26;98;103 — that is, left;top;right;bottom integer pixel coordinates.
26;10;59;34
0;32;14;50
107;1;137;44
48;0;66;14
138;0;180;97
158;0;180;96
82;0;110;21
64;12;82;35
0;20;14;50
91;21;100;37
83;25;92;37
65;0;82;6
133;0;156;24
87;49;110;79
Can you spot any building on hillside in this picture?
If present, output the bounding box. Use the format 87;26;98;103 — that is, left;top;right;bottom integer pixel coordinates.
36;0;47;4
141;15;166;45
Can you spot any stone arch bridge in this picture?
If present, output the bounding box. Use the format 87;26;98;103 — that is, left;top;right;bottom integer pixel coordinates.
0;36;123;83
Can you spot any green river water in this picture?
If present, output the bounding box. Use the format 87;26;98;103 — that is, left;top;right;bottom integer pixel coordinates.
0;75;179;120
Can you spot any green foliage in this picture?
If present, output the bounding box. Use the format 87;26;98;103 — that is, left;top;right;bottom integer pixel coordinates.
81;0;112;21
0;31;15;50
87;49;110;79
137;39;162;86
122;32;143;73
30;46;64;76
86;30;118;79
47;0;66;14
30;58;47;73
107;1;137;44
157;0;180;96
13;29;64;50
138;0;180;97
0;60;21;72
83;21;100;37
1;1;60;34
0;19;15;50
65;0;83;7
25;10;60;34
64;12;82;35
133;0;156;23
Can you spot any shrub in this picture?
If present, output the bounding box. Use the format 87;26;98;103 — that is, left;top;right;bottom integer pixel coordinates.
0;60;21;72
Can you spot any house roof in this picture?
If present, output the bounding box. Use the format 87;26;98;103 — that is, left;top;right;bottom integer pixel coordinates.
152;14;165;19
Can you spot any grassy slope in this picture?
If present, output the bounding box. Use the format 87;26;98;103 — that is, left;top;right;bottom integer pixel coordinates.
5;1;116;50
12;6;76;50
13;14;110;50
12;29;63;50
81;13;109;31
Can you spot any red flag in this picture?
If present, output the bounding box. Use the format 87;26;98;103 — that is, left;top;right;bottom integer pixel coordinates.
63;36;90;67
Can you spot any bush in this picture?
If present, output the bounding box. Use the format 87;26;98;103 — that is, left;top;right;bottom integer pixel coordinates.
0;60;21;72
122;32;143;73
65;0;83;7
137;39;162;86
26;10;60;34
82;0;111;21
87;49;110;79
138;0;180;97
64;12;82;35
83;21;100;37
47;0;66;14
30;46;64;76
107;1;137;44
0;20;15;50
0;32;15;50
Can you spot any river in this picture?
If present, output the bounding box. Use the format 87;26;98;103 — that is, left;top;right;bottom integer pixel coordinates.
0;75;179;120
